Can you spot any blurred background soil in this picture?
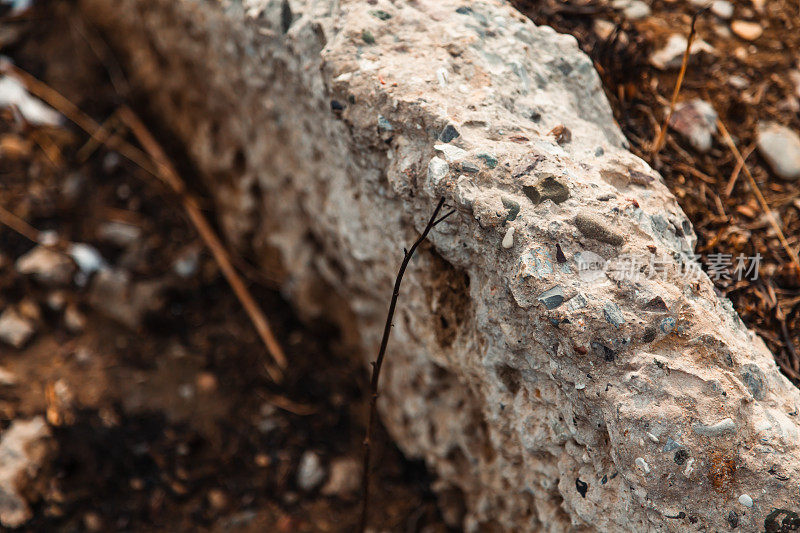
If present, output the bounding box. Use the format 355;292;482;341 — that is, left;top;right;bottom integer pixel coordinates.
0;2;444;531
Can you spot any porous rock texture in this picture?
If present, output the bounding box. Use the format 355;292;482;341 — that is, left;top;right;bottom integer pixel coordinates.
79;0;800;530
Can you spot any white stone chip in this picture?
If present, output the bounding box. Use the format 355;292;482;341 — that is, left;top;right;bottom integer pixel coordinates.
502;226;514;249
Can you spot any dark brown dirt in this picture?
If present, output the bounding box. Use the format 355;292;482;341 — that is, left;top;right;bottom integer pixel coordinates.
0;3;445;531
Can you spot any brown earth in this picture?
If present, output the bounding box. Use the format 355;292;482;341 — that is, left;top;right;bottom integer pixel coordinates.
0;2;445;531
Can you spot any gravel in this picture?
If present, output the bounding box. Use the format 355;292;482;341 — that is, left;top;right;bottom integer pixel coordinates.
757;121;800;180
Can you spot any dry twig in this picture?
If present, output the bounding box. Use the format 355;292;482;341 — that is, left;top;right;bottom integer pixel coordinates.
0;203;43;243
1;63;157;175
651;9;705;157
716;118;800;278
117;106;288;381
77;108;122;162
0;63;288;381
359;197;454;533
724;143;755;197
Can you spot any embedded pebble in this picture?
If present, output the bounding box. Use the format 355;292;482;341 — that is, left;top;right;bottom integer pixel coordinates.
592;342;616;362
434;143;467;162
537;286;565;309
731;20;762;41
738;494;753;508
692;418;736;436
427;156;449;187
523;176;570;205
635;457;650;474
644;296;669;312
567;293;587;311
376;114;392;131
574;214;625;245
757;121;800;180
740;364;766;400
460;161;480;173
436;67;448;87
662;438;680;452
369;9;391;20
476;152;497;168
502;198;520;221
439;124;460;143
659;317;676;334
603;302;625;327
502;226;515;249
683;457;695;477
669;99;717;153
673;448;690;465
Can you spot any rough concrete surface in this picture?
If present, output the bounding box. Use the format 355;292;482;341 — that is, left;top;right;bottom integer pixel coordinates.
77;0;800;530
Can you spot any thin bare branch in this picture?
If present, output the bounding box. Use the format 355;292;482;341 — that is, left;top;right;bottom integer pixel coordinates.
724;143;755;197
651;9;705;157
1;63;157;175
1;63;288;380
77;108;122;162
359;197;453;533
717;117;800;277
117;106;288;381
0;203;43;244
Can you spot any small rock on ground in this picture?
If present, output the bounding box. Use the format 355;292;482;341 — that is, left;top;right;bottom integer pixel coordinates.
710;0;733;19
297;451;326;491
0;306;36;348
731;20;763;41
650;34;714;70
0;417;52;528
612;0;650;20
757;121;800;180
15;245;75;286
321;457;361;497
669;99;718;153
